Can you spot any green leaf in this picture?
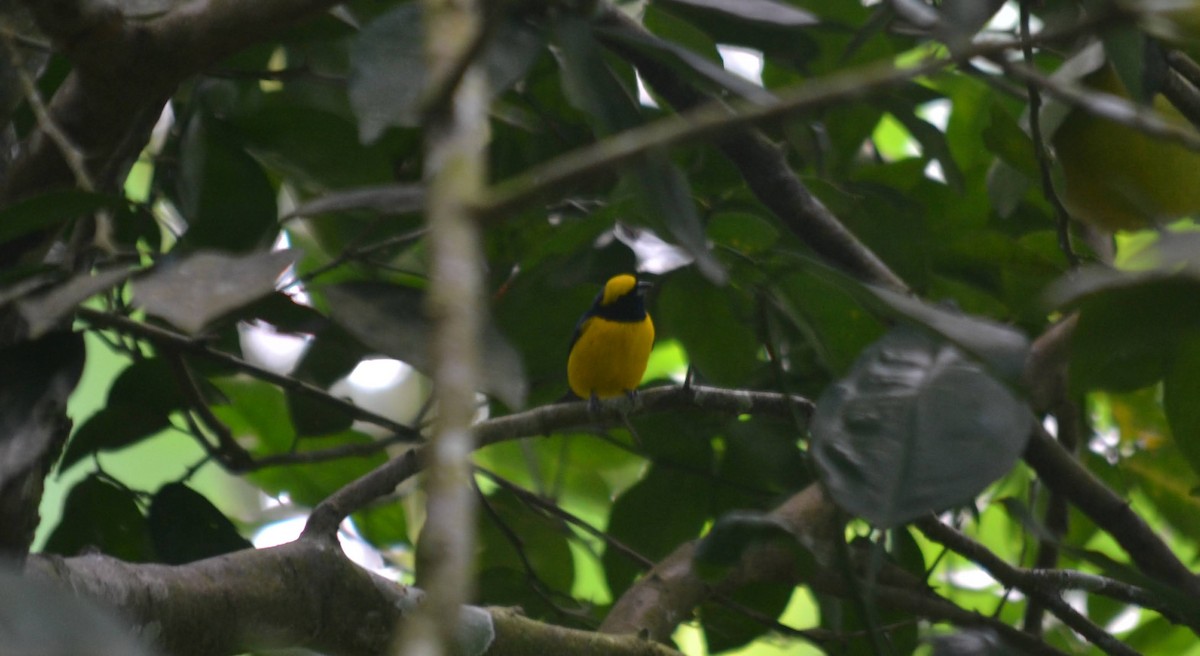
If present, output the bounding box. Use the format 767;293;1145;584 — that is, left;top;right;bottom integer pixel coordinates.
60;357;183;470
1164;333;1200;479
659;0;818;28
553;13;642;136
656;268;758;385
322;281;527;408
349;5;543;142
1;332;86;477
44;475;155;562
352;501;410;548
811;325;1034;528
701;580;795;653
0;190;128;246
626;159;727;284
981;101;1038;180
15;267;132;339
148;482;253;564
694;511;814;578
1060;274;1200;393
595;22;774;104
706;211;780;255
475;487;575;616
176;114;278;252
795;258;1030;383
603;465;712;596
134;249;300;334
287;388;354;438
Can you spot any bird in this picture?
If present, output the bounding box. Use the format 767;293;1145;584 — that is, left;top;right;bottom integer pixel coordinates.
567;274;655;403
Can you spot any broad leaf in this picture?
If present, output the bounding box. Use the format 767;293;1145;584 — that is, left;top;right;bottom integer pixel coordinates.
15;267;132;338
134;249;299;334
0;332;85;479
176;114;279;252
811;326;1034;528
44;475;155;562
659;0;818;28
350;5;543;142
322;281;527;408
60;358;184;470
0;190;127;246
148;482;253;564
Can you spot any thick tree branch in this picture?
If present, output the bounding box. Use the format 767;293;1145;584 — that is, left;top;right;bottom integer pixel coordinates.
24;539;683;656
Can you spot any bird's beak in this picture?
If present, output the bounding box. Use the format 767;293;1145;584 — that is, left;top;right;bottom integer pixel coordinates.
636;280;653;295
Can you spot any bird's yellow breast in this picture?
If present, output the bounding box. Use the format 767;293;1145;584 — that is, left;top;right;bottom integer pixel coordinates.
567;314;655;399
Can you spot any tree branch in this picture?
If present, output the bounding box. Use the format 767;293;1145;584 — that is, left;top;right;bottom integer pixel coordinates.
303;385;814;538
1022;426;1200;598
398;0;491;652
24;539;684;656
76;307;424;444
914;517;1142;656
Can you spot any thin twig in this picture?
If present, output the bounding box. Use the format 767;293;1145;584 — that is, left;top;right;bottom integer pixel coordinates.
1018;0;1078;266
163;350;254;470
76;307;424;442
1023;426;1200;598
915;517;1141;656
478;10;1116;222
1;32;94;191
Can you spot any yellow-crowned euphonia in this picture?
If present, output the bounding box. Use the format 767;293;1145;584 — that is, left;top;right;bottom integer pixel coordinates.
567;274;654;400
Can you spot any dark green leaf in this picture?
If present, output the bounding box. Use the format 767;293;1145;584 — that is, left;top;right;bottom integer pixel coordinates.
694;511;814;577
44;475;155;562
0;332;85;478
15;267;132;339
287;388;354;437
1164;333;1200;479
348;3;426;140
134;249;300;334
475;487;575;615
981;102;1038;179
604;466;711;596
701;580;795;653
595;23;774;104
811;326;1034;528
148;482;252;564
1060;275;1200;392
659;0;818;28
353;501;410;548
553;13;642;136
706;211;780;255
657;268;757;385
176;114;278;251
866;285;1031;384
323;281;527;408
627;159;727;284
60;358;184;469
350;5;543;142
0;190;127;246
284;184;424;220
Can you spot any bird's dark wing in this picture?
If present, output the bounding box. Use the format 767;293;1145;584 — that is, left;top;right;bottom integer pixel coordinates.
568;314;595;356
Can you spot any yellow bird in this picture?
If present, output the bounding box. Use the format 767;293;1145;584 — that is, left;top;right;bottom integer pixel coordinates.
567;274;655;401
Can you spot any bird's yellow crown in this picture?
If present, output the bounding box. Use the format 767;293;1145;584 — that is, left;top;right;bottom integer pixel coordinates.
600;274;638;306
